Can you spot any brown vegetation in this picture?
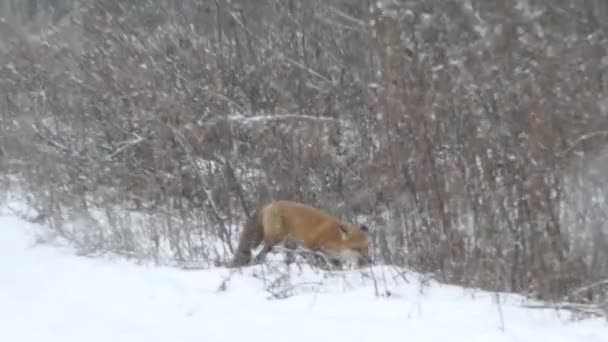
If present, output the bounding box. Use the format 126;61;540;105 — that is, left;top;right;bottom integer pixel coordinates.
0;0;607;306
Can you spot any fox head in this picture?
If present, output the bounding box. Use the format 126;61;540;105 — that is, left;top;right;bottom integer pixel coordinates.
337;223;371;265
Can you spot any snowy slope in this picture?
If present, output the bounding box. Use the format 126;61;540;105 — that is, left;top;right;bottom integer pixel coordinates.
0;206;606;342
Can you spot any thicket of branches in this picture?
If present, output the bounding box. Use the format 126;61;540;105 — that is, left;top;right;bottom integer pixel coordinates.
1;0;607;305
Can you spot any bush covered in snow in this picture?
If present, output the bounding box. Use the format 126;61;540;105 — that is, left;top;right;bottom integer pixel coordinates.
1;0;607;306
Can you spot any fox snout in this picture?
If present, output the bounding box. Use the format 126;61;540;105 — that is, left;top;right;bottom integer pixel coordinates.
334;248;372;267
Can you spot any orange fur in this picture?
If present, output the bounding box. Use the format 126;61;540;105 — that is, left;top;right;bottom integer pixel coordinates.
230;200;370;267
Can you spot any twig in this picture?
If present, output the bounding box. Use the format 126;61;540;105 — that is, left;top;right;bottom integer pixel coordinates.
103;134;145;161
522;302;604;318
569;279;608;298
557;130;608;157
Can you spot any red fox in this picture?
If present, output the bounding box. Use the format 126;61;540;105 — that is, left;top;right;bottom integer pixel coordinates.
229;200;370;267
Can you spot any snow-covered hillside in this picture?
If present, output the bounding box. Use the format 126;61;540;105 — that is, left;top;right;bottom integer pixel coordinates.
0;204;606;342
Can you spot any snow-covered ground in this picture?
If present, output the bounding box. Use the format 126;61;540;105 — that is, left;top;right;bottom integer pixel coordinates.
0;204;606;342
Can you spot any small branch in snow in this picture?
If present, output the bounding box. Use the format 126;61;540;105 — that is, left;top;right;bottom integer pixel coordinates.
226;113;337;124
522;302;605;319
316;16;365;32
103;134;145;161
31;124;71;155
328;6;369;28
557;130;608;157
569;279;608;298
200;88;246;113
279;53;333;84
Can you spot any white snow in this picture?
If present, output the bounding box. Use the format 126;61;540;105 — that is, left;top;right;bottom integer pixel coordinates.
0;204;606;342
